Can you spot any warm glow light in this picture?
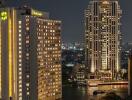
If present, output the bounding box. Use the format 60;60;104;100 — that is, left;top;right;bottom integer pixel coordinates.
102;1;109;4
0;16;1;98
1;11;7;20
8;13;13;97
31;9;43;16
12;9;17;99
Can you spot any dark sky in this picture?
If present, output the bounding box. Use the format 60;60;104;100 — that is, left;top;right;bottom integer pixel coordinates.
6;0;132;43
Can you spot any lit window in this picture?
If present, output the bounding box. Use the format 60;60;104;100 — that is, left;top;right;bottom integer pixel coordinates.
26;40;29;44
19;97;22;100
19;34;22;37
19;47;22;49
26;83;30;86
19;72;22;75
26;75;29;78
19;43;22;46
19;55;22;58
19;89;22;92
19;76;22;79
19;38;22;41
26;27;29;30
19;25;21;28
27;92;30;95
19;51;22;54
19;30;22;32
19;59;22;62
19;67;22;70
19;21;22;24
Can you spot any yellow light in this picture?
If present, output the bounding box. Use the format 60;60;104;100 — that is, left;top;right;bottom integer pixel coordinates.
8;13;13;97
12;9;17;99
102;1;109;4
1;11;7;20
0;15;1;98
31;9;43;17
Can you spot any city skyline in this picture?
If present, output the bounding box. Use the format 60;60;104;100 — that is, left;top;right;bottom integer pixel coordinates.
5;0;132;43
0;0;131;100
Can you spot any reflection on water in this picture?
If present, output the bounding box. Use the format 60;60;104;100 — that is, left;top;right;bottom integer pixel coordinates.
63;85;128;100
88;84;128;99
87;87;98;96
62;85;88;100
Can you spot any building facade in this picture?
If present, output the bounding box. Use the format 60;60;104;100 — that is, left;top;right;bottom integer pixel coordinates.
128;55;132;96
0;7;62;100
85;0;122;78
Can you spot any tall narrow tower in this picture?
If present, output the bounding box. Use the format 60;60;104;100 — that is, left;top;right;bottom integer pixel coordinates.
85;0;122;78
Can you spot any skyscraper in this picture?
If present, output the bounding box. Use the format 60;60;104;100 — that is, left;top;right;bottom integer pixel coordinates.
85;0;122;79
0;6;62;100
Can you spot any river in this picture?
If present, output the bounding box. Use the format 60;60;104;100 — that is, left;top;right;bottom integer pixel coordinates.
62;85;128;100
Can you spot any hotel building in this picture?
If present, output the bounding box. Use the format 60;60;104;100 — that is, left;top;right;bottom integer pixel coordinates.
85;0;122;78
0;6;62;100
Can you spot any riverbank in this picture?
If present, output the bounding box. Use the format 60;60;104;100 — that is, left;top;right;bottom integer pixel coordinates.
62;84;128;100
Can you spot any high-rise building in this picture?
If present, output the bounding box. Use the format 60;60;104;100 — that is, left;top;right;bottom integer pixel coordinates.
85;0;122;78
0;6;62;100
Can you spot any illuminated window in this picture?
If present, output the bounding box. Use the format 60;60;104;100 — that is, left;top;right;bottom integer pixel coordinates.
19;67;22;70
19;25;21;28
19;72;22;75
19;89;22;92
26;75;30;78
19;47;22;49
19;30;22;32
26;83;30;86
27;92;30;95
19;76;22;79
26;27;29;30
19;97;22;100
19;43;22;46
19;51;22;54
19;34;22;37
19;84;22;87
26;40;29;44
19;21;22;24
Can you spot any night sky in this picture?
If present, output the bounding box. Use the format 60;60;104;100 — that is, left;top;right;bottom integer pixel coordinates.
6;0;132;43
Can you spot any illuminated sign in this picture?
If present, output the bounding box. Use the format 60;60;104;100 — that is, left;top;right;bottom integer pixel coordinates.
1;11;7;20
102;1;109;4
31;9;43;17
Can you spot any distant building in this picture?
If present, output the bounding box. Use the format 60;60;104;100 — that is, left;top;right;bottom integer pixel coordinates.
85;0;122;79
121;42;132;68
128;55;132;96
72;64;86;85
88;70;112;81
0;7;62;100
76;69;86;85
62;42;84;50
